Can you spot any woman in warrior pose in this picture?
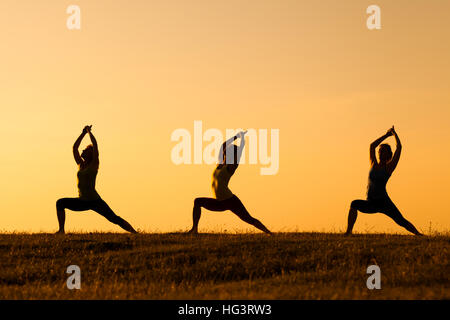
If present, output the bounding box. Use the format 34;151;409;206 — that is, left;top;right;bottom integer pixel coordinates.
345;126;422;235
56;125;137;234
188;131;271;234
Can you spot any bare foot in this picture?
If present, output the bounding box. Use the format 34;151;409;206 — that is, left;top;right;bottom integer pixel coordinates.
55;230;65;235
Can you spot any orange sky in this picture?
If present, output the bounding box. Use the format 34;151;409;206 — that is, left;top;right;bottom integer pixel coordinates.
0;1;449;233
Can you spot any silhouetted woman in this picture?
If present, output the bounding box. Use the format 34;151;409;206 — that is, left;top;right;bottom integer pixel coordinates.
56;126;137;234
345;126;422;235
188;131;271;234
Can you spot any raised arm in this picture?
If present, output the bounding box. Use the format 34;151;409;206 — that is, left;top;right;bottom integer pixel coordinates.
218;131;247;165
73;127;89;165
387;127;402;173
218;134;238;164
86;126;99;163
236;131;247;163
370;129;392;165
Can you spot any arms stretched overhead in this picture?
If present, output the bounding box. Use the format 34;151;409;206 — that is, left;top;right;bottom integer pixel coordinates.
218;130;247;174
218;131;247;163
370;128;391;165
387;127;402;173
87;126;99;161
73;126;89;165
73;125;99;167
369;126;402;173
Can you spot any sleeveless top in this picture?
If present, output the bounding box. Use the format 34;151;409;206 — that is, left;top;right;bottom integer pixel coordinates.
77;165;100;200
212;165;234;200
367;166;391;200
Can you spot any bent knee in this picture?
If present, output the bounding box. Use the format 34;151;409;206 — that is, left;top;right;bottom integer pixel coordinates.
194;198;203;207
350;200;359;209
56;199;66;210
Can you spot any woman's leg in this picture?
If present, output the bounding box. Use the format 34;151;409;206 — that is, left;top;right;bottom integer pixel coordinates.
188;197;228;233
345;200;378;235
55;198;91;234
345;207;358;235
229;196;272;234
91;200;138;234
382;200;422;236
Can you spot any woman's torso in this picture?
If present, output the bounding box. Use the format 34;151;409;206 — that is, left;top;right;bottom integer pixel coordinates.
77;164;100;200
367;165;391;200
212;164;234;200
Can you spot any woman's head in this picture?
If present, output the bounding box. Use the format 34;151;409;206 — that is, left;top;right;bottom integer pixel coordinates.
223;145;238;164
81;145;94;163
378;144;393;163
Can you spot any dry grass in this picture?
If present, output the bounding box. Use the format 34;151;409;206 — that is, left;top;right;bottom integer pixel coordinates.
0;232;448;299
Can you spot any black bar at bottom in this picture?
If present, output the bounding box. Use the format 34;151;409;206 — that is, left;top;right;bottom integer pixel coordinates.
0;300;445;319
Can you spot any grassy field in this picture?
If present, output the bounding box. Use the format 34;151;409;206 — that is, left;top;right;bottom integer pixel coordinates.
0;232;448;299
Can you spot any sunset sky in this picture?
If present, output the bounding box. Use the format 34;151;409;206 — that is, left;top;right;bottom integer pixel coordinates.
1;0;449;233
